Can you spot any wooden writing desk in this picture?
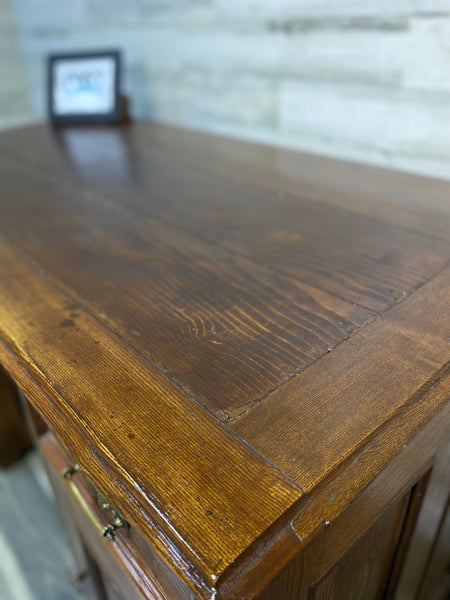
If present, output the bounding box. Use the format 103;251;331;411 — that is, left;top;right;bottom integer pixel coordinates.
0;123;449;600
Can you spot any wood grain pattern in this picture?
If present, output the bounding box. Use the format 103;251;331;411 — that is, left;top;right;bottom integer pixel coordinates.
41;431;175;600
0;240;304;599
234;267;450;493
1;124;450;599
3;123;450;241
307;495;409;600
1;126;448;314
259;417;445;600
0;157;371;415
0;124;448;412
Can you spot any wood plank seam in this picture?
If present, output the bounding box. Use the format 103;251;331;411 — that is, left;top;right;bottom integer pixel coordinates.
100;126;450;245
0;217;375;419
0;148;382;316
4;136;445;313
0;234;219;420
227;258;450;424
2;124;450;600
0;241;309;599
291;382;450;540
2;224;447;431
299;358;450;500
0;332;306;600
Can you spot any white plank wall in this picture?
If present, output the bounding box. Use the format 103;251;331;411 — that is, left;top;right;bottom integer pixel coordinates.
0;0;33;130
9;0;450;179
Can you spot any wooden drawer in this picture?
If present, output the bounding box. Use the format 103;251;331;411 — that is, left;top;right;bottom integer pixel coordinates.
39;432;193;600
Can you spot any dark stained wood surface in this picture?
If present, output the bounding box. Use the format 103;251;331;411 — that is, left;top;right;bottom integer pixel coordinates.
0;172;372;415
1;128;447;316
41;431;179;600
234;268;450;491
0;240;303;599
308;492;410;600
0;122;449;599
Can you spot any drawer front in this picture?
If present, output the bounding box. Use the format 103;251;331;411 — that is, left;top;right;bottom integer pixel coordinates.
39;432;195;600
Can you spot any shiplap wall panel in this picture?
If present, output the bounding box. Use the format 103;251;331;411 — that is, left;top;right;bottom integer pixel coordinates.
212;0;450;20
0;0;33;130
10;0;450;179
404;17;450;92
280;80;450;161
147;72;278;128
11;0;88;31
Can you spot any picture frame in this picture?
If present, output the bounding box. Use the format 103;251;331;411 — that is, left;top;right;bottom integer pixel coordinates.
48;50;122;124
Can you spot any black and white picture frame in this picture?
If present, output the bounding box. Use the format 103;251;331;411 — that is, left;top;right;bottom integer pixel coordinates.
48;50;122;123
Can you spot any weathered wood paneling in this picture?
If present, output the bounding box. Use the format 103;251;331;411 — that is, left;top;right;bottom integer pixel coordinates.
9;0;450;178
211;0;450;20
0;1;33;130
279;80;450;163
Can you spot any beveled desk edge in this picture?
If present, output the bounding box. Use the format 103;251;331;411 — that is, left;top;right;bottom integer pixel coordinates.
1;122;449;599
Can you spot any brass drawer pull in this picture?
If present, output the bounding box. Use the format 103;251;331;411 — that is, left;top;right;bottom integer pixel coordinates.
61;463;81;479
97;493;130;541
61;464;129;542
102;516;127;542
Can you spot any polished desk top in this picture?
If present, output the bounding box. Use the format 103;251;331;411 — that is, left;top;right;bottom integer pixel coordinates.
0;123;449;599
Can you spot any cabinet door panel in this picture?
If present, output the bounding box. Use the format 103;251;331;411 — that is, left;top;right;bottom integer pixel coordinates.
309;493;409;600
260;471;433;600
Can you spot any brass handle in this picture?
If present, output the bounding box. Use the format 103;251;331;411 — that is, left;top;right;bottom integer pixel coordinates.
102;516;128;541
61;464;80;479
61;465;129;542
